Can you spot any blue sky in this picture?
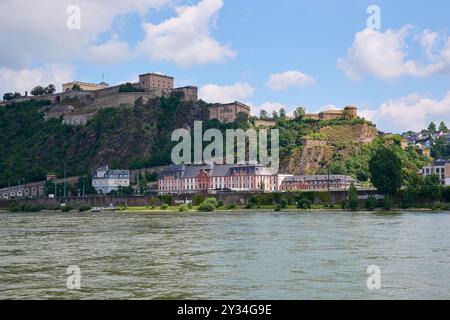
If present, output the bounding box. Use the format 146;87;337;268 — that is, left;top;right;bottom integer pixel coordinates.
1;0;450;133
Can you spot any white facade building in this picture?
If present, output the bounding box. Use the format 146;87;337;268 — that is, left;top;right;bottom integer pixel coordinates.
420;159;450;186
92;166;130;195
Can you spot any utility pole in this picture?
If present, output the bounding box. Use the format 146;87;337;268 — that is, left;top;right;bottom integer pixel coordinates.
64;162;67;198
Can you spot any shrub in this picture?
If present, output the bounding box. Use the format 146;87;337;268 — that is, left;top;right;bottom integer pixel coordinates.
348;183;359;211
198;198;218;212
297;198;312;210
217;201;224;208
179;205;189;212
341;200;349;210
61;205;73;212
160;204;169;210
279;198;288;209
226;204;237;210
274;204;282;212
383;195;393;211
79;206;91;212
193;194;206;206
8;202;21;212
159;195;173;206
365;196;378;211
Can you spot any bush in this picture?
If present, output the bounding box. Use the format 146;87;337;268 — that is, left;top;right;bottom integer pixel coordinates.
383;195;393;211
193;194;206;206
159;195;173;206
279;198;288;209
8;202;21;212
365;196;378;211
341;200;349;210
198;198;218;212
160;204;169;210
178;205;189;212
61;205;73;212
246;202;256;209
226;204;237;210
79;206;91;212
274;204;282;212
297;198;312;210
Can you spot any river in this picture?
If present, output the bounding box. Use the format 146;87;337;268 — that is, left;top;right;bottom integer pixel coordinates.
1;211;450;300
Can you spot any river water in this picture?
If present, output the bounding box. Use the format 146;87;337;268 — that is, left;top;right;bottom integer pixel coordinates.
0;211;450;300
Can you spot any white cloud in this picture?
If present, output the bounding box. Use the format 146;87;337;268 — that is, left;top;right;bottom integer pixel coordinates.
252;102;285;116
267;70;315;91
338;27;450;80
87;38;134;65
0;65;75;96
138;0;236;67
0;0;169;68
199;82;254;103
360;92;450;133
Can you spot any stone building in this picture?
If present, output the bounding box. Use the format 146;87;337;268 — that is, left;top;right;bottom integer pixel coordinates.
62;81;109;92
305;105;358;121
138;73;174;91
208;101;251;124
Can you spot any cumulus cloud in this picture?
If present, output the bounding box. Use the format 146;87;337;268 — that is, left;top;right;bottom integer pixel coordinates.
0;0;169;68
0;0;233;69
266;70;315;91
359;92;450;133
87;38;134;65
199;82;254;103
338;27;450;80
252;102;286;116
0;65;75;96
138;0;236;67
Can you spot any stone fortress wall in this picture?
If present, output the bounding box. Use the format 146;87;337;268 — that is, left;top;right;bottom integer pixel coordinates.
1;72;200;126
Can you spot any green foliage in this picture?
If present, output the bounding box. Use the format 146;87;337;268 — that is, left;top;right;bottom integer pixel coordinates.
193;194;206;206
61;205;73;212
297;198;312;209
383;195;393;211
198;197;219;212
369;146;403;195
160;204;169;210
118;83;145;93
348;183;359;211
79;206;91;212
8;202;46;212
159;195;173;205
365;196;378;211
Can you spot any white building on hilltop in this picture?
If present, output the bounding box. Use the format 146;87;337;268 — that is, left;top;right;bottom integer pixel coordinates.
92;166;130;195
420;159;450;186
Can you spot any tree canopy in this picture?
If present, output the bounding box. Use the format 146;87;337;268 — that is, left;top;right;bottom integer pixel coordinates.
369;146;403;195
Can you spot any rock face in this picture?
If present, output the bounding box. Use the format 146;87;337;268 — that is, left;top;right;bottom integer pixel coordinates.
280;123;379;175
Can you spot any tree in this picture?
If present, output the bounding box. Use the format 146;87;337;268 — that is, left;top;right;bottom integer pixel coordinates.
45;84;56;95
259;110;268;120
72;84;82;91
439;121;448;132
3;93;14;101
428;122;437;135
31;86;46;96
293;107;306;120
369;147;403;195
279;108;287;118
272;111;279;119
348;183;359;211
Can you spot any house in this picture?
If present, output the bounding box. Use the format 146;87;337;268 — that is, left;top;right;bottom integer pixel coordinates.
92;165;130;195
420;160;450;186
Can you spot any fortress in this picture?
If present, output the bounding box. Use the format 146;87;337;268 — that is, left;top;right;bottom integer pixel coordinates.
0;71;358;126
1;72;200;125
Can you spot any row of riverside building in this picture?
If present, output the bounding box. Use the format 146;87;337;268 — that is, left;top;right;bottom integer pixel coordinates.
158;164;360;195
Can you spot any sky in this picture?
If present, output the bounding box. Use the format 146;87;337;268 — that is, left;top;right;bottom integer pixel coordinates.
1;0;450;133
